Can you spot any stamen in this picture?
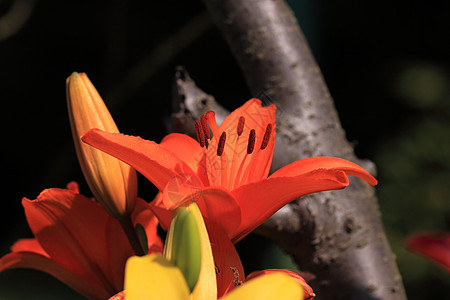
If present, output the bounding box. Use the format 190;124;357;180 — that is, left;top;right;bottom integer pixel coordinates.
204;111;220;140
260;123;272;150
237;116;245;136
217;132;227;156
194;120;205;147
200;114;211;139
247;129;256;154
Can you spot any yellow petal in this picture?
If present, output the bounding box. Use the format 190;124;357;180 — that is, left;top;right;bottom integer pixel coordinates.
185;203;217;299
220;273;304;300
124;254;190;300
66;72;137;218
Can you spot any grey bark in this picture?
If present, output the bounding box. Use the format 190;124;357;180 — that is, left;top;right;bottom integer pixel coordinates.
171;0;406;298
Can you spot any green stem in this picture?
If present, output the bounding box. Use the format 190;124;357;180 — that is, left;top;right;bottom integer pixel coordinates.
118;214;146;256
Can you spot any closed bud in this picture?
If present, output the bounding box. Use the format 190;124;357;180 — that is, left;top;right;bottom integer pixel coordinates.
66;72;137;218
163;203;216;297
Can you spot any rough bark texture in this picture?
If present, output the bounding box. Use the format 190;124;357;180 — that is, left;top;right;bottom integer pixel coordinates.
171;0;407;299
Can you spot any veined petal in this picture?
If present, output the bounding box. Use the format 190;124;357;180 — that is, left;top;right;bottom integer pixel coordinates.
0;251;110;299
206;223;245;298
159;173;242;239
221;272;303;300
270;156;378;186
148;192;173;230
230;156;378;242
132;198;164;254
159;133;206;182
406;231;450;272
81;129;199;191
231;169;352;243
67;72;137;218
209;99;277;187
246;269;315;299
23;187;133;296
10;239;48;256
124;254;190;300
195;187;242;241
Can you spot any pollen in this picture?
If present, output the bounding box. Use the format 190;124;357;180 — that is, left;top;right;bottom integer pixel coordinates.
247;129;256;154
237;116;245;136
260;123;272;150
217;132;227;156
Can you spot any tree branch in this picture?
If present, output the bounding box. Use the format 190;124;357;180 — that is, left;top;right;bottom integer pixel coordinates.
189;0;407;299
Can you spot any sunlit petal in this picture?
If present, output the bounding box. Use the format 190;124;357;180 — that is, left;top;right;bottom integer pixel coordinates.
221;272;303;300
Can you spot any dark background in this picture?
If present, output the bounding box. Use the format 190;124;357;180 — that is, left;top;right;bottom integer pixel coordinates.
1;0;449;298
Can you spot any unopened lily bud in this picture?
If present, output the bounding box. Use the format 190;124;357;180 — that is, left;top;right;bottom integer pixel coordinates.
66;72;137;218
163;202;217;298
164;207;201;292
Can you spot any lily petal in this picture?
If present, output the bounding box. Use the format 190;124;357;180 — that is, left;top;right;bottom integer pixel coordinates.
406;231;450;272
124;254;190;300
132;198;164;253
246;269;315;299
156;178;242;240
209;99;277;186
206;223;245;298
22;187;133;296
270;156;378;186
81;129;199;191
232;169;352;243
160;133;206;181
221;272;303;300
230;156;378;242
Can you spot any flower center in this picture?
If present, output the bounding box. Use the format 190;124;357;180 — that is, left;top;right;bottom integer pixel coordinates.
194;111;273;188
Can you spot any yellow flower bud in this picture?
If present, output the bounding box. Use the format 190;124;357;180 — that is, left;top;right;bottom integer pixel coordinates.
66;72;137;218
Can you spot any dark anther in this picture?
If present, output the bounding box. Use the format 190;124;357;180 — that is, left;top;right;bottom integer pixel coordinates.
260;123;272;150
237;116;245;136
200;114;211;139
217;132;227;156
195;120;205;147
247;129;256;154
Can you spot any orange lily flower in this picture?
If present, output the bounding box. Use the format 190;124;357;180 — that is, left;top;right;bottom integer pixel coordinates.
406;231;450;273
0;182;163;300
81;98;376;297
81;98;378;244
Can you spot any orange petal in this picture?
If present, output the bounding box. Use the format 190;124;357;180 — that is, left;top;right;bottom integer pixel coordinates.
148;192;173;231
132;197;164;253
10;239;48;256
195;187;242;240
109;291;124;300
270;156;378;186
0;251;110;299
205;223;245;297
160;133;205;178
81;129;199;191
406;231;450;272
246;269;315;299
22;187;133;296
231;169;351;243
213;99;277;186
